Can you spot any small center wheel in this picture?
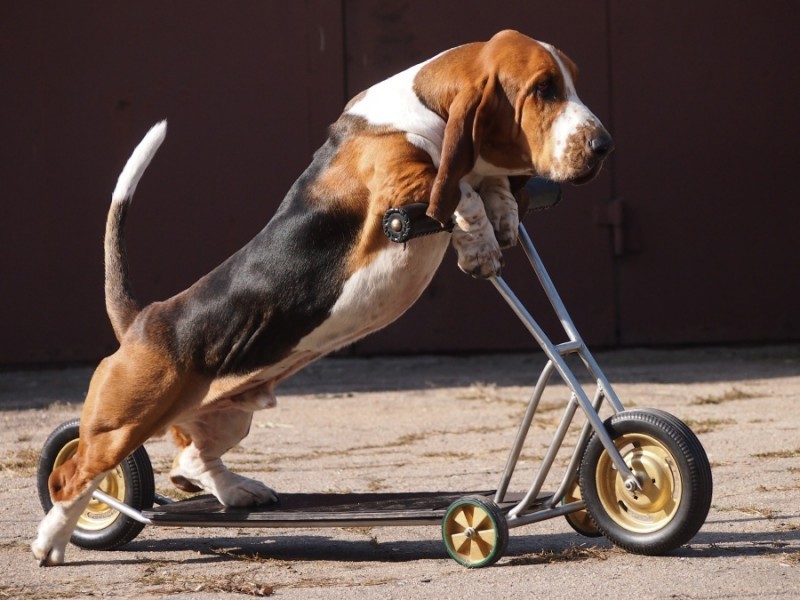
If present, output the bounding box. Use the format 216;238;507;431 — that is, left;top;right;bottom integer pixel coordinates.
442;496;508;568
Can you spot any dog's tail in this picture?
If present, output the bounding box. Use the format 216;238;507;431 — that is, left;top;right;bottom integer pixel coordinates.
105;121;167;341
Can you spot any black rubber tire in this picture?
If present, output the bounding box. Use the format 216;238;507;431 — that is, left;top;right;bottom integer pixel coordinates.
37;418;155;550
442;495;509;568
562;503;604;538
560;476;603;537
579;409;712;555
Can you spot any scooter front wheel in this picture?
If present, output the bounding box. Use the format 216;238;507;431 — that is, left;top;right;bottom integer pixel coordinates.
37;418;155;550
579;409;712;555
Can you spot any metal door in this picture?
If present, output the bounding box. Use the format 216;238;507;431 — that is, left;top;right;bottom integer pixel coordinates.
0;1;345;363
608;2;800;344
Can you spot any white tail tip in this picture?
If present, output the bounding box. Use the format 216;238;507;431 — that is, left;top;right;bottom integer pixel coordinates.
111;120;168;203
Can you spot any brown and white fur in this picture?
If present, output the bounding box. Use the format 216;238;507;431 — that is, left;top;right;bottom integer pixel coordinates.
32;30;612;565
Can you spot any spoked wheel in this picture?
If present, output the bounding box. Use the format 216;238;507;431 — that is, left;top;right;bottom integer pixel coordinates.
561;481;602;537
579;409;712;555
442;496;509;567
37;418;155;550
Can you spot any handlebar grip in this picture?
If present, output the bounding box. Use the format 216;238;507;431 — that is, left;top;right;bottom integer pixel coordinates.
523;178;562;212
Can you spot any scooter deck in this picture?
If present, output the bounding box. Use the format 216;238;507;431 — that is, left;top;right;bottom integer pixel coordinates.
143;490;531;528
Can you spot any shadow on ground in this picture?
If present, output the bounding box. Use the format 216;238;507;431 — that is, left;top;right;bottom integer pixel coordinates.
56;517;799;569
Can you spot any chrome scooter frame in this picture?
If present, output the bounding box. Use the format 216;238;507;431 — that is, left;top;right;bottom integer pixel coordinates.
490;223;639;529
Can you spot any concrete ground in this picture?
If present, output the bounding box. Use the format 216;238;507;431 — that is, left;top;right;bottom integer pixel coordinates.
1;345;798;599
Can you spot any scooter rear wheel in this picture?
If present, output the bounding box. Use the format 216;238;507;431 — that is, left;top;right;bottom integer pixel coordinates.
579;409;712;554
37;418;154;550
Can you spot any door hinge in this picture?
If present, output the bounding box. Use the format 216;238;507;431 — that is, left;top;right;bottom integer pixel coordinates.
594;197;625;256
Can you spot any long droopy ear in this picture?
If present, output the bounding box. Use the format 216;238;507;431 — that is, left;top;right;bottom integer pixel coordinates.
426;78;497;225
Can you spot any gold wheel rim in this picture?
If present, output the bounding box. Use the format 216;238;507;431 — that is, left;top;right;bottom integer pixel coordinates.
563;482;600;535
596;433;681;533
53;439;124;531
444;502;498;566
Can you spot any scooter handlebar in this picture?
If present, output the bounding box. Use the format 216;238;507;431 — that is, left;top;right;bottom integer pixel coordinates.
382;178;562;244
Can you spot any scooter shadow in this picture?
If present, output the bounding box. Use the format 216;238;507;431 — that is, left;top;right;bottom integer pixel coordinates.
67;522;799;567
69;532;588;567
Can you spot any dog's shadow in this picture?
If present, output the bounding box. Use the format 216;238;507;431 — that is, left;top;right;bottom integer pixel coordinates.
68;514;800;568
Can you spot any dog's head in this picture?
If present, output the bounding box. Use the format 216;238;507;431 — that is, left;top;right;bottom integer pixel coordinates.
418;30;613;224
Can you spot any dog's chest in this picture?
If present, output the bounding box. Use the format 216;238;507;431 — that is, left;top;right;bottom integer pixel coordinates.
295;234;450;354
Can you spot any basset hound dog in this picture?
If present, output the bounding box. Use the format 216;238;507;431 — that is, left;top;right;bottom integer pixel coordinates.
33;29;612;565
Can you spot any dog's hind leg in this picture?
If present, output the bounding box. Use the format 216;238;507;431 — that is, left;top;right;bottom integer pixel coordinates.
170;404;278;507
32;347;200;565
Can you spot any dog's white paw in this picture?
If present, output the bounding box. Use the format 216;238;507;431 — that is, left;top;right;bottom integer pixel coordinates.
452;228;503;278
452;184;504;279
171;446;277;507
32;537;67;567
31;502;77;566
488;204;519;248
480;177;520;249
215;473;278;507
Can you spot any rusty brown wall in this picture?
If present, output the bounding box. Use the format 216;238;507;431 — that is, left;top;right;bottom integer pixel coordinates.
1;2;798;365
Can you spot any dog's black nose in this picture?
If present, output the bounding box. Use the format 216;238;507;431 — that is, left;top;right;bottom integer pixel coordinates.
589;132;614;156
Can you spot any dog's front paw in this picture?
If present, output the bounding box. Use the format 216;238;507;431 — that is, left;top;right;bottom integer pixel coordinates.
490;210;519;249
452;227;503;278
480;177;520;249
489;205;519;248
457;240;503;278
452;183;504;278
216;474;278;507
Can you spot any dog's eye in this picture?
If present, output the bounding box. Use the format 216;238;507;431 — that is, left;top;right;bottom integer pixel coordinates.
535;78;556;100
